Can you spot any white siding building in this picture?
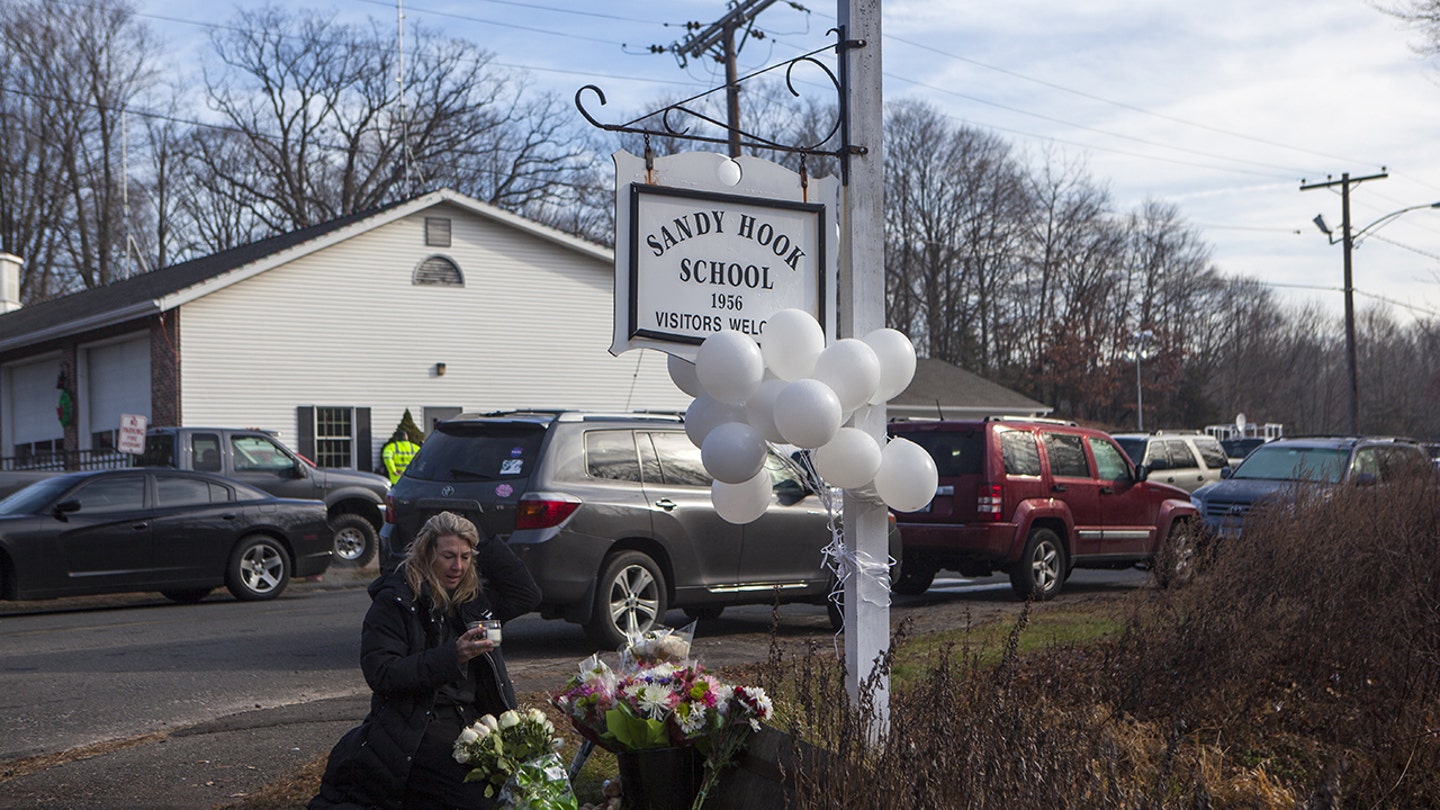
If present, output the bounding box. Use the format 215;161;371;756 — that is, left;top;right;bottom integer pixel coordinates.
0;190;689;471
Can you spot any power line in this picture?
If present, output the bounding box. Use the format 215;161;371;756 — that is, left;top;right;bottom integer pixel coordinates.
792;4;1387;171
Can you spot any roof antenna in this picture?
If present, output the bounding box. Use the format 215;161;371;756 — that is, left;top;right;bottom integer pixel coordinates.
397;0;410;197
934;398;943;420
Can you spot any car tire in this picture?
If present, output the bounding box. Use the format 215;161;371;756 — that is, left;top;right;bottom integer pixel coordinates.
161;588;213;604
683;606;724;622
329;514;378;568
1154;520;1201;589
226;535;291;601
891;556;937;596
586;551;667;649
1008;527;1066;601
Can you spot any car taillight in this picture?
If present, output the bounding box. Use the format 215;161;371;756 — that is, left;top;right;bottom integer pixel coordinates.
977;484;1003;521
514;494;581;530
384;493;395;524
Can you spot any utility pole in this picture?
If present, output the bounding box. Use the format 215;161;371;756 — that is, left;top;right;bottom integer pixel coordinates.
666;0;782;158
1300;170;1387;435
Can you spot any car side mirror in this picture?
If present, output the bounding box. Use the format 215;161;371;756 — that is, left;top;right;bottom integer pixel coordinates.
1354;471;1378;487
1135;463;1150;481
1220;467;1233;479
52;499;80;521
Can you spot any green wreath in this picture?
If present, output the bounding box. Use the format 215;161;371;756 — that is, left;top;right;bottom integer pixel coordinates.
56;389;74;428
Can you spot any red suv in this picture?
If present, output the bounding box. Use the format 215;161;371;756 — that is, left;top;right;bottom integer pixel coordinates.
889;417;1197;599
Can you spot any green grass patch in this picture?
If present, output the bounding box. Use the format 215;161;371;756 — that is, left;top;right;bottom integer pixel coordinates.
890;606;1124;684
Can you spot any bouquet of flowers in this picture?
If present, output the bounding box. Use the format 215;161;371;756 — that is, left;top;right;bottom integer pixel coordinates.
452;707;578;810
551;655;773;809
618;620;696;669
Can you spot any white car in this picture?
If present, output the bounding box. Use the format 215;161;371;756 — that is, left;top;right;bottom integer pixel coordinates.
1112;431;1232;493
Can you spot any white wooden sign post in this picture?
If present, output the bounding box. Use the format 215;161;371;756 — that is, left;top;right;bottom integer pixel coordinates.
837;0;889;732
602;0;891;739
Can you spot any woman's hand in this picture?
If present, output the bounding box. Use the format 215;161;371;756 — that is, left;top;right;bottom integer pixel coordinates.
455;627;496;664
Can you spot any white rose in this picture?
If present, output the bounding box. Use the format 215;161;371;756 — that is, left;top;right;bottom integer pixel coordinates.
479;714;500;733
459;726;480;744
498;710;521;729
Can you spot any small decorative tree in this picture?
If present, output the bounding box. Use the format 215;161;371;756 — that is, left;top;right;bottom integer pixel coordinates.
396;409;425;443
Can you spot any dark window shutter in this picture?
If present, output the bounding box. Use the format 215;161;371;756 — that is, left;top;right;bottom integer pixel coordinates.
297;406;315;461
356;407;372;472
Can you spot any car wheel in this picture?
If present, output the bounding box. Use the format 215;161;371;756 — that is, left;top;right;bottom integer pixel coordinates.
1154;520;1201;589
683;606;724;622
161;588;213;604
586;551;667;649
891;556;937;596
1008;527;1066;601
329;514;378;568
226;535;291;601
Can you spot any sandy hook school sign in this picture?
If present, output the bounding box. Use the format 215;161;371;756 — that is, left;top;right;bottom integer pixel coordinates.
610;151;840;361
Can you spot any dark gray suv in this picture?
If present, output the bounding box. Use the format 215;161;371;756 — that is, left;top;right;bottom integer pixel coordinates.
381;411;878;647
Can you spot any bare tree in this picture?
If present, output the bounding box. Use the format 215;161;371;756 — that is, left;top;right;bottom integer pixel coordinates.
193;7;591;242
884;100;1028;372
1382;0;1440;58
0;0;157;300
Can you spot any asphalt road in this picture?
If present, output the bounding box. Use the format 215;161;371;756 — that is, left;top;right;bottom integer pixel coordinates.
0;566;1148;808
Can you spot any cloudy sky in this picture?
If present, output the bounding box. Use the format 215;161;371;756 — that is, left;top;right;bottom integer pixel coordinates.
142;0;1440;321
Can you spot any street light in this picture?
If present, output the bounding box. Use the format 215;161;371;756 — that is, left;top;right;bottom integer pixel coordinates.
1129;329;1155;431
1306;193;1440;434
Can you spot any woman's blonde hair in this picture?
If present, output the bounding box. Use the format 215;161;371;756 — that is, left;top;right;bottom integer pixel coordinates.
403;511;482;611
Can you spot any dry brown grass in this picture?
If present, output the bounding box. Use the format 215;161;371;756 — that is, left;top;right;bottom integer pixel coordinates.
772;476;1440;809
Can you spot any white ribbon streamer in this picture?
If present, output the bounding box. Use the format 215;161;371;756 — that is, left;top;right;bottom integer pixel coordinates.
787;449;893;642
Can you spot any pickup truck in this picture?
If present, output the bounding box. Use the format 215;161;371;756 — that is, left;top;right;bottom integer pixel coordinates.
0;427;389;567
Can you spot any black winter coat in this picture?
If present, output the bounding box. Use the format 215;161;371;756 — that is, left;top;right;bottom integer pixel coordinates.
308;536;541;810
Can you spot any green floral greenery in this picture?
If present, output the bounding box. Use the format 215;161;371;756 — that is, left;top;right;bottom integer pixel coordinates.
453;708;576;809
604;701;671;750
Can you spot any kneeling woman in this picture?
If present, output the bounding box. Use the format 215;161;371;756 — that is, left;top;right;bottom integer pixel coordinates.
310;511;542;810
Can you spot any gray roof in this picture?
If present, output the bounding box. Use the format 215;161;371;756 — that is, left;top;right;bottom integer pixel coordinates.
890;357;1051;418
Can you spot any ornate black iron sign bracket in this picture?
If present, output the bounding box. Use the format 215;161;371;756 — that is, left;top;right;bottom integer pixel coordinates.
576;27;867;184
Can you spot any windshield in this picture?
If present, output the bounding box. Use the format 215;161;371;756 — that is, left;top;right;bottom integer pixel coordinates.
895;429;984;477
403;422;546;483
0;476;79;515
1114;438;1146;465
1231;445;1348;484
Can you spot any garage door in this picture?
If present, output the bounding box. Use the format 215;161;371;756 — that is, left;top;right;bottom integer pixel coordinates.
85;337;150;444
7;357;63;449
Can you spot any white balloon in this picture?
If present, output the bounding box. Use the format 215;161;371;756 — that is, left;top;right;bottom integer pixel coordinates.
772;379;842;449
760;308;825;382
862;328;918;404
701;421;767;484
744;378;789;443
711;469;773;524
812;428;883;489
666;353;704;398
685;396;743;449
696;330;764;405
812;338;881;413
874;437;940;513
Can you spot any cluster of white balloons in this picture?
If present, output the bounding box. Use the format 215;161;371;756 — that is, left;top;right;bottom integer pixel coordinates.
669;308;939;524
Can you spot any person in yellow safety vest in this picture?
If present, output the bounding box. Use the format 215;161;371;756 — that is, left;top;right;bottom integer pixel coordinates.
381;430;420;485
